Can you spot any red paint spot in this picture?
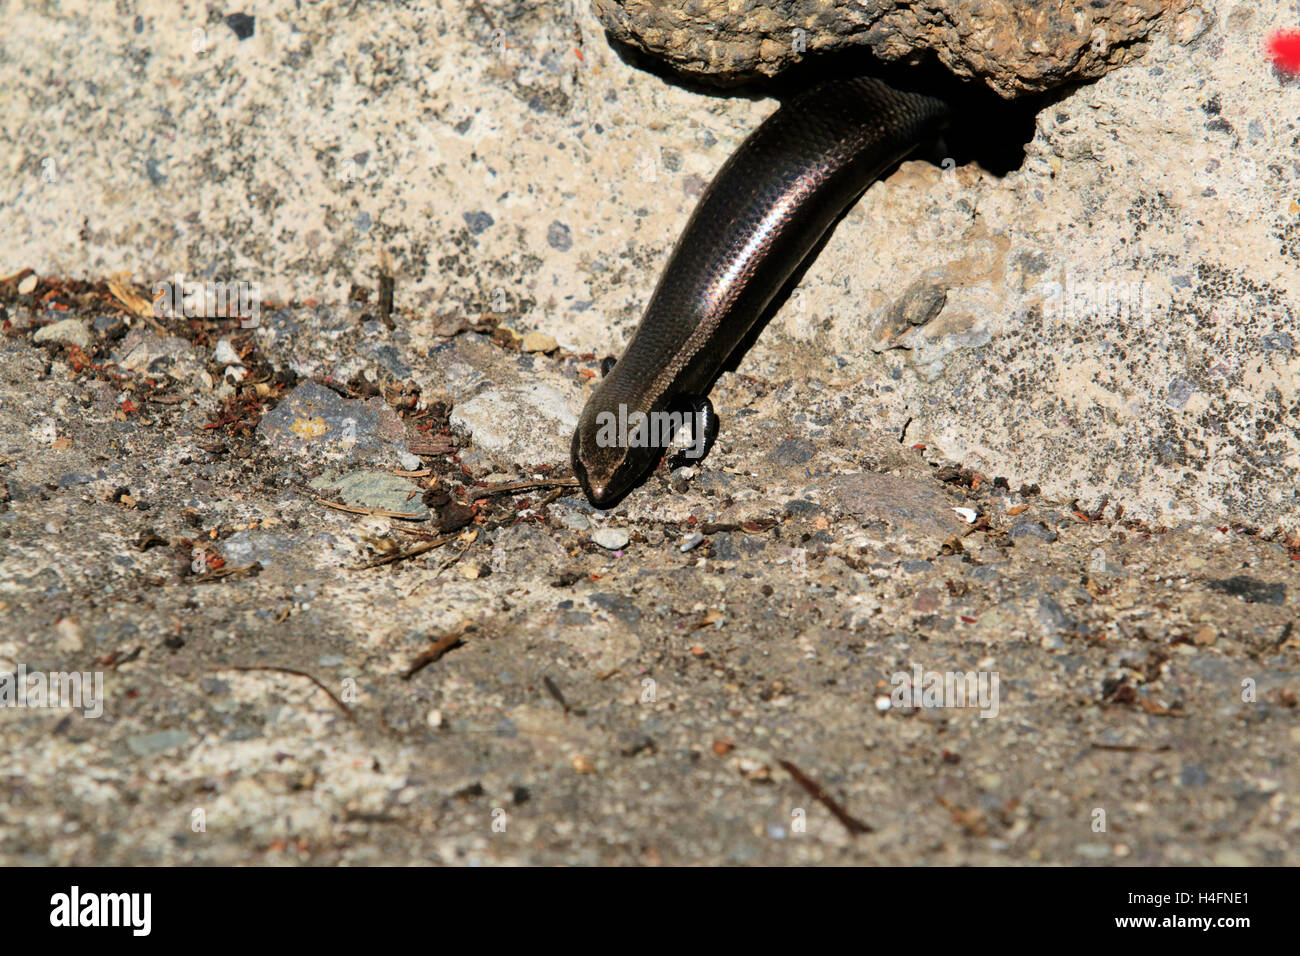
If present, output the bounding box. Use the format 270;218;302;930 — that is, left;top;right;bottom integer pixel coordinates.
1267;30;1300;74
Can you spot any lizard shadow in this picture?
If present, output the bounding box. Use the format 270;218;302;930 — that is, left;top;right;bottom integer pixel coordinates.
593;40;1080;501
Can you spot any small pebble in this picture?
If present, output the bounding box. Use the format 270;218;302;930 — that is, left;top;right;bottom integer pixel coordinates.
546;221;572;251
1009;519;1059;543
521;331;558;353
213;337;242;366
463;210;494;234
92;313;124;335
592;528;629;550
126;730;191;758
17;274;38;295
679;531;705;552
54;617;84;652
33;318;91;350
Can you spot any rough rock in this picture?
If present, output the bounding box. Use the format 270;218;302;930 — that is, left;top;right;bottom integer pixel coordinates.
449;383;579;466
827;471;969;547
309;469;431;518
592;527;630;550
592;0;1213;95
125;730;192;758
258;382;412;469
110;328;202;377
32;319;91;350
220;529;318;569
521;330;559;353
869;277;948;352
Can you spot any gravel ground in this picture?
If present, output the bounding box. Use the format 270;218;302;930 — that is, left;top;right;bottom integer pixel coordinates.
0;0;1296;866
0;282;1296;865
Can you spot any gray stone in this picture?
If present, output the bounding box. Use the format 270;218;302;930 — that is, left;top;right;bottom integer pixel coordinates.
126;730;192;758
1009;520;1060;544
711;533;739;561
1035;594;1080;636
547;221;573;251
827;472;967;546
463;210;494;234
449;383;579;467
309;470;429;518
870;279;947;352
259;382;411;468
111;329;202;376
592;528;630;550
768;438;816;467
213;337;242;366
6;307;35;332
220;530;310;569
33;319;91;350
92;313;125;335
561;513;591;531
